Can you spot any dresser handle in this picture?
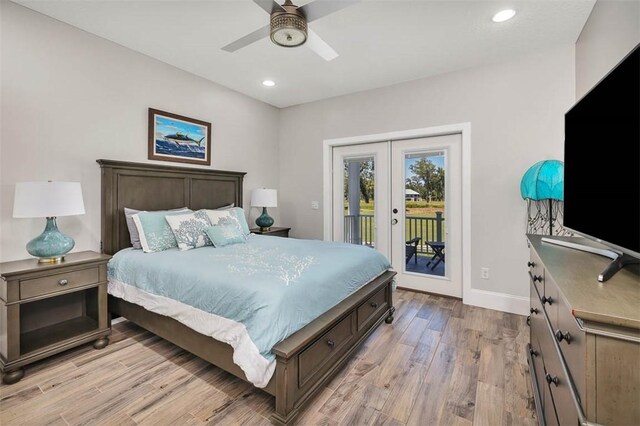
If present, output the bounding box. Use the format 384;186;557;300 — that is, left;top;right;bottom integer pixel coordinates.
370;302;378;308
529;348;539;357
327;339;335;348
541;296;553;305
532;275;543;283
530;307;539;314
527;261;535;267
555;329;572;344
526;315;531;326
58;279;69;286
545;374;560;386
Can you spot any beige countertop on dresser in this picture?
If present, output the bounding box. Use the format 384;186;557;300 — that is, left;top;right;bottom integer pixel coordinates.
528;235;640;330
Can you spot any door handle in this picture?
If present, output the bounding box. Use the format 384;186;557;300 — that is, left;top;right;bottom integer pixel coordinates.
391;219;398;225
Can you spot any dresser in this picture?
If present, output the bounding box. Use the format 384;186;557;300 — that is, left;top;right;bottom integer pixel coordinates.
527;235;640;426
0;251;111;384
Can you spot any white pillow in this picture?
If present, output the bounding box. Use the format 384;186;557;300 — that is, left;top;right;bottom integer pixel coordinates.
165;210;212;251
205;209;233;225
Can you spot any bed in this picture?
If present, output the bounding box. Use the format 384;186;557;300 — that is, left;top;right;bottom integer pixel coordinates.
97;159;396;425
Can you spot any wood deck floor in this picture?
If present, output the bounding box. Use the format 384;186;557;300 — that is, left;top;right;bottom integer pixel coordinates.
0;290;536;426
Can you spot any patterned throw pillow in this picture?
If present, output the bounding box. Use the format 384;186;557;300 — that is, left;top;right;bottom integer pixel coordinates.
165;210;213;251
204;216;248;247
205;207;250;236
132;209;193;253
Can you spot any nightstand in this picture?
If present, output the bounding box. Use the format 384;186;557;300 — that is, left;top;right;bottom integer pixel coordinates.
250;227;291;238
0;251;111;384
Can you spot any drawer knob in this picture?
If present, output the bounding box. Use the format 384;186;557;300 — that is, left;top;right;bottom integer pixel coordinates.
326;339;335;348
545;374;560;386
370;302;378;308
555;329;572;344
58;279;69;286
532;275;543;283
527;261;535;267
530;307;538;314
529;348;539;357
541;296;553;305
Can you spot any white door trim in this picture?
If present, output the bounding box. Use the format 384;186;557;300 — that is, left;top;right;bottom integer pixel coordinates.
322;122;472;306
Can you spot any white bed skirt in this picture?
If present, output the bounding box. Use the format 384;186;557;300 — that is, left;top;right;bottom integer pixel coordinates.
108;278;276;388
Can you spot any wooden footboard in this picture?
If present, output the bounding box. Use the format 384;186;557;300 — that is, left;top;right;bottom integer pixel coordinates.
108;270;395;425
270;270;396;425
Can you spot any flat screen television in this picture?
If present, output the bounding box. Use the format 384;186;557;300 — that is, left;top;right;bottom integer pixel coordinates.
561;44;640;280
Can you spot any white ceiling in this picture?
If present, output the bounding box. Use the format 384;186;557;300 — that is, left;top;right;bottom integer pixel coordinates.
15;0;595;108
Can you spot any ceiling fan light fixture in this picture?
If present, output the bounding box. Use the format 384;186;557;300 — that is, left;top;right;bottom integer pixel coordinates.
270;2;307;47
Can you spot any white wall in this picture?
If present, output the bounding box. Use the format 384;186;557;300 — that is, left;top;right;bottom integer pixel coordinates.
278;46;575;306
0;2;280;261
575;0;640;98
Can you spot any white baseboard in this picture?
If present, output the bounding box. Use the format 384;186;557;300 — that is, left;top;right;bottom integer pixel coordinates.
463;288;529;316
111;317;127;325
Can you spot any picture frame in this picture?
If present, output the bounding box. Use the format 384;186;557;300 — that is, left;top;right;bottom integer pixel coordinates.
148;108;212;166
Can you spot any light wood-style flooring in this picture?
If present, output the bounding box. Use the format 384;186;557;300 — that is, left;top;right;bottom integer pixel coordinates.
0;290;536;425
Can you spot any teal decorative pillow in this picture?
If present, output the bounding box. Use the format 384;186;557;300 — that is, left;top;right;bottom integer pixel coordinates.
165;210;212;251
204;217;248;247
125;207;189;249
132;209;193;253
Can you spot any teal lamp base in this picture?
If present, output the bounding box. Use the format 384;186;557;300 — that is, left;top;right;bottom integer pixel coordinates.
26;217;75;263
255;207;274;231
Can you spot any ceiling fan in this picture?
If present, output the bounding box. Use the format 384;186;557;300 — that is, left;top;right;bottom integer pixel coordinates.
222;0;360;61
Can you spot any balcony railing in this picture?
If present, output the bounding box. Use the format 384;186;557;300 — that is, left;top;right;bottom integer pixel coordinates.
343;212;444;254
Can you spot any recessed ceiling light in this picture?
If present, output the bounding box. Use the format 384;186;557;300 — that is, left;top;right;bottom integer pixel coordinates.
492;9;516;23
262;80;276;87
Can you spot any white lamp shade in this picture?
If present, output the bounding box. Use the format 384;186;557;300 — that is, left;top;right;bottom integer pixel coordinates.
251;188;277;208
13;182;86;218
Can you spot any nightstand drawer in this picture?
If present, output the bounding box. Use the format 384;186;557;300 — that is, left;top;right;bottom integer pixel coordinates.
20;267;100;300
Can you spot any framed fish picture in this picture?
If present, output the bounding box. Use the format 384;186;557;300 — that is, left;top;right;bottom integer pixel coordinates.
148;108;212;165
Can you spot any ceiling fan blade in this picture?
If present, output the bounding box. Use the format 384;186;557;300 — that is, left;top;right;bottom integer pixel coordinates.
221;24;271;52
252;0;285;15
306;28;338;61
299;0;360;23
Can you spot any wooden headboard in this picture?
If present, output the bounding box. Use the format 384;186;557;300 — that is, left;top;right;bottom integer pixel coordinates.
97;159;246;255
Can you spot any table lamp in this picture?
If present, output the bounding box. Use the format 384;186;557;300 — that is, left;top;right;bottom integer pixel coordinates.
13;181;86;263
251;188;277;231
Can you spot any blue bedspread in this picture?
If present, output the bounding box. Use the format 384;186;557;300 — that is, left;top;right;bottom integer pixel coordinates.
107;235;390;363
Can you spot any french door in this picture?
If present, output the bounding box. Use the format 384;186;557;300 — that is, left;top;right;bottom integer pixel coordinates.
332;142;390;259
332;134;462;297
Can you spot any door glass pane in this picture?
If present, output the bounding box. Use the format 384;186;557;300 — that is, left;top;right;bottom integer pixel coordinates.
343;157;375;247
404;151;445;276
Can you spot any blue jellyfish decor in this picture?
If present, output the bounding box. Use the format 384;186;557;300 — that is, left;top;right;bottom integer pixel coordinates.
520;160;570;235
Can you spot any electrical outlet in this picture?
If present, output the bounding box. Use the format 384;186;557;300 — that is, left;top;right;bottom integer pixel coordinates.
481;267;490;280
311;201;319;210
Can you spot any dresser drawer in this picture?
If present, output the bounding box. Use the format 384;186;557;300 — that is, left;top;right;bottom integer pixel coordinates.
298;312;355;387
556;293;586;404
541;274;559;330
357;286;388;331
528;251;545;295
544;343;579;426
20;267;100;300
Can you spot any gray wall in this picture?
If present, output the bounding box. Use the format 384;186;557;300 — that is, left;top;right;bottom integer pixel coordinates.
0;2;280;261
278;46;575;299
575;0;640;98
